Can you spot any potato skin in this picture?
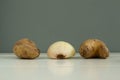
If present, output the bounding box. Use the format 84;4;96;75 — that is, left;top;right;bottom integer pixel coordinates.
79;39;109;59
13;38;40;59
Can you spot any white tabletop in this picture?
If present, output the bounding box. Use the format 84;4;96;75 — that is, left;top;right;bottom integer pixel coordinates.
0;53;120;80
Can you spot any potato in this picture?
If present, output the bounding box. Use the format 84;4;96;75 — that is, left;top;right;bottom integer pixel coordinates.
13;38;40;59
79;39;109;59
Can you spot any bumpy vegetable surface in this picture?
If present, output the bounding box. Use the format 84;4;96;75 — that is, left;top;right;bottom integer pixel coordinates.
79;39;109;59
13;38;40;59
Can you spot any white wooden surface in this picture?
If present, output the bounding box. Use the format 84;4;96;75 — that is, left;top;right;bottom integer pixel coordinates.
0;53;119;80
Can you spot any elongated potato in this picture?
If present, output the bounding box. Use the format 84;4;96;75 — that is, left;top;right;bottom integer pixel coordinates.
79;39;109;59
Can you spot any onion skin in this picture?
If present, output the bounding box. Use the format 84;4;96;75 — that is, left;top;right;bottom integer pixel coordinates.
47;41;75;59
13;38;40;59
79;39;109;59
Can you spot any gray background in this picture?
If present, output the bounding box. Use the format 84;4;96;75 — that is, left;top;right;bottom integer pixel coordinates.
0;0;120;53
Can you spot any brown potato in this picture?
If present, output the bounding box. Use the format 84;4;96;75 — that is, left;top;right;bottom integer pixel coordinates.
79;39;109;59
13;38;40;59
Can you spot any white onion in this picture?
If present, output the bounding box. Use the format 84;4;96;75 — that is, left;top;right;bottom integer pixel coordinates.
47;41;75;59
